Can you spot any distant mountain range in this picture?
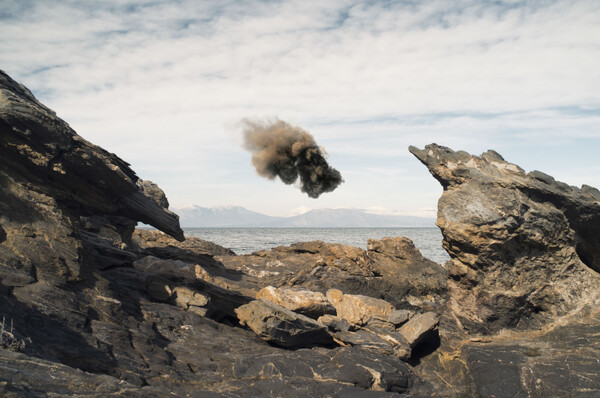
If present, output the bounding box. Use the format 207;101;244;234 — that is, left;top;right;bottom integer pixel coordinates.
173;205;436;228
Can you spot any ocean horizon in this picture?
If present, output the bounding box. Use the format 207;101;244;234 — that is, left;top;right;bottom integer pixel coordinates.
183;226;450;264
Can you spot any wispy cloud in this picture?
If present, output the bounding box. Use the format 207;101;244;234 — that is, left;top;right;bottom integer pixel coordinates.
1;0;599;216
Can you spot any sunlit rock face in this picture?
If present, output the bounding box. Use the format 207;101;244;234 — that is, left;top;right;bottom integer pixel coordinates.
410;144;600;333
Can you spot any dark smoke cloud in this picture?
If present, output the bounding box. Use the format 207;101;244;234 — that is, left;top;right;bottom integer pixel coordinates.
242;119;343;198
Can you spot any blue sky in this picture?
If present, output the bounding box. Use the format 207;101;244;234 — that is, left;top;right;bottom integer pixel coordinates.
1;0;599;217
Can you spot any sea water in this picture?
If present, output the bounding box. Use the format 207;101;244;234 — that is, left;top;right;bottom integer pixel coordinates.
183;227;450;264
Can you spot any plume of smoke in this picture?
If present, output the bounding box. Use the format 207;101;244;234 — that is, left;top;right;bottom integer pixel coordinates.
242;119;343;198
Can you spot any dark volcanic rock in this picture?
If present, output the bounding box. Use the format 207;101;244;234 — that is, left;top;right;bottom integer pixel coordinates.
318;314;351;332
410;144;600;333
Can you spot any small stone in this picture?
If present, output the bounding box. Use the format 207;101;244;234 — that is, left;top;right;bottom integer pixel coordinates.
317;315;350;332
365;318;396;331
389;310;412;326
333;330;394;355
173;286;210;310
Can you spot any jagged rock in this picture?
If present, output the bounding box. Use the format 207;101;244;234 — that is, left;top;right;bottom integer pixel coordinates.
1;70;438;397
397;312;440;349
366;237;447;307
4;70;600;396
256;286;335;319
336;328;412;360
332;329;394;352
326;289;394;327
317;315;350;332
133;228;235;258
410;144;600;332
418;310;600;396
0;69;182;289
365;318;397;331
80;215;138;268
217;238;445;310
235;299;333;348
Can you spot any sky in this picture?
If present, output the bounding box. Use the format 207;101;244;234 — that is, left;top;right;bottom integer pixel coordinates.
1;0;599;218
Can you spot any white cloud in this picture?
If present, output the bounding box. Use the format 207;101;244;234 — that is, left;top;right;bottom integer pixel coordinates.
1;0;599;216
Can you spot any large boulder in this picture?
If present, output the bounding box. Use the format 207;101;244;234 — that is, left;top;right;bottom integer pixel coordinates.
410;144;600;332
235;299;333;348
326;289;394;327
256;286;335;319
397;312;439;349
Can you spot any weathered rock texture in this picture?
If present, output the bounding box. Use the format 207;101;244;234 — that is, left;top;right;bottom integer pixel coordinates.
3;70;600;397
256;285;335;319
0;70;183;288
217;238;447;310
0;70;440;396
326;288;394;327
410;144;600;333
235;299;333;348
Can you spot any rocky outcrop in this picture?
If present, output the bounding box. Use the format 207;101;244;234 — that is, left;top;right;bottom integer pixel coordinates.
0;71;446;396
0;69;183;288
3;70;600;396
410;144;600;333
217;238;447;310
367;237;447;307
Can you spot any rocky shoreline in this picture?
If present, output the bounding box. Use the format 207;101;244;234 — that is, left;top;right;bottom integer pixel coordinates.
1;69;600;397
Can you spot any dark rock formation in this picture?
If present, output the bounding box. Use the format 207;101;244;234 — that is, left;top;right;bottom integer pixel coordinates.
0;70;441;396
410;144;600;333
367;237;447;307
2;70;599;396
0;69;183;288
409;144;600;396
